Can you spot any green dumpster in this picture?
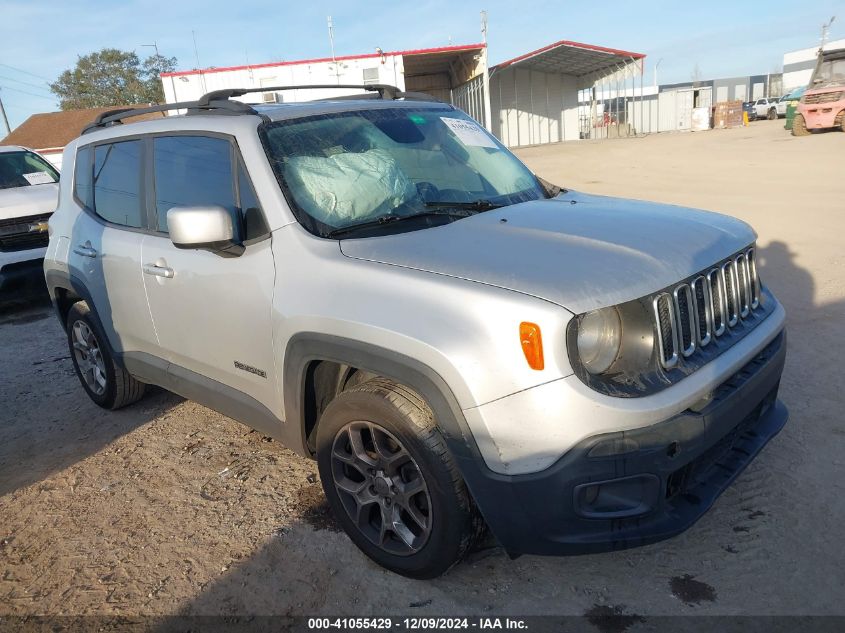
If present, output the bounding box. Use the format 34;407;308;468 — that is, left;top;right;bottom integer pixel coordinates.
785;103;797;130
782;87;805;130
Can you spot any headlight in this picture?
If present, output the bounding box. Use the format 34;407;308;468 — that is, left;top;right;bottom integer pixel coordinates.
576;307;622;374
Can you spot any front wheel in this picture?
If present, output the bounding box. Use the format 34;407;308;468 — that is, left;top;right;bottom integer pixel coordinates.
791;113;811;136
316;378;482;578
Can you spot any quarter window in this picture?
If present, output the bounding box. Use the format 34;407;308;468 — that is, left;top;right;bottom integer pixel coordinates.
237;162;268;240
93;141;144;228
74;146;93;209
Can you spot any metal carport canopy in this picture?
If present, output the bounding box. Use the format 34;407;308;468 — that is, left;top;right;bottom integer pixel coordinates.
492;39;645;77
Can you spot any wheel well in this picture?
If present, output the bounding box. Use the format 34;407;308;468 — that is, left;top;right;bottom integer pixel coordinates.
303;360;377;453
53;287;83;329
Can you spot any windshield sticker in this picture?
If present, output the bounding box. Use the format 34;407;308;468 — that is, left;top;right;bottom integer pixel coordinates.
440;117;498;148
22;171;55;185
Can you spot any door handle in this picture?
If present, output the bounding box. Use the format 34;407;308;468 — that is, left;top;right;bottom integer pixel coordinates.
143;263;175;279
73;241;98;258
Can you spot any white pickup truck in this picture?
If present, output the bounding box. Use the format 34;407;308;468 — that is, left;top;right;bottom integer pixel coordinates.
752;97;780;120
775;88;805;117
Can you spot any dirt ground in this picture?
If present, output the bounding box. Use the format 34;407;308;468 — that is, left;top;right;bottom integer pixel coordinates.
1;119;843;620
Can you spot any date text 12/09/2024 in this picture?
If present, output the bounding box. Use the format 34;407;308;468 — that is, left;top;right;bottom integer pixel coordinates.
307;618;528;630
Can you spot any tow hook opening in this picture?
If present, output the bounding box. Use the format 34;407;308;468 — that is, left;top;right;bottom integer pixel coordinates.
574;474;660;519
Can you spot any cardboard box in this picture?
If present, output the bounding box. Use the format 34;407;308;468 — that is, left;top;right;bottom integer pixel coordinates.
713;100;743;129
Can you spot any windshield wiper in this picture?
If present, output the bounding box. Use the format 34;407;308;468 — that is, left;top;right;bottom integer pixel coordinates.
326;209;472;239
424;199;502;211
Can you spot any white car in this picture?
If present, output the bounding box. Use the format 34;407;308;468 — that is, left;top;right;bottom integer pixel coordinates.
0;145;59;289
776;88;805;117
752;98;780;120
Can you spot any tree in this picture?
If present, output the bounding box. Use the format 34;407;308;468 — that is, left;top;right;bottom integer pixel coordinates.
50;48;177;110
690;63;703;85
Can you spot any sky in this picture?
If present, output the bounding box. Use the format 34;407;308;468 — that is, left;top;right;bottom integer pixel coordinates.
1;0;843;130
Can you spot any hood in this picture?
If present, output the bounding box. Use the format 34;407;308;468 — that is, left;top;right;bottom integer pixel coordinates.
340;191;756;314
0;183;59;221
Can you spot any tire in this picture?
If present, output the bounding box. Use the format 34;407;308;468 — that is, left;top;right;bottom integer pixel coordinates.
316;377;483;578
66;301;146;410
767;107;777;120
792;113;811;136
836;110;845;133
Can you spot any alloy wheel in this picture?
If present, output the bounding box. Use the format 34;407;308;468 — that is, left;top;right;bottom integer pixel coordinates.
71;320;107;395
330;421;432;556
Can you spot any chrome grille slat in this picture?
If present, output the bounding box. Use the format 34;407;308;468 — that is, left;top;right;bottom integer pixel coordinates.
691;276;712;347
653;293;678;369
708;268;726;337
654;247;761;370
747;247;760;309
722;260;739;327
673;284;696;357
736;253;751;318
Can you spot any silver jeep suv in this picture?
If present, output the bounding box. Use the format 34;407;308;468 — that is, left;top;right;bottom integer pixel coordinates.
44;85;787;578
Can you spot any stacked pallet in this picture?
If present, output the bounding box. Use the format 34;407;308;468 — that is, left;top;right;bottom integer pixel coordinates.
713;101;743;129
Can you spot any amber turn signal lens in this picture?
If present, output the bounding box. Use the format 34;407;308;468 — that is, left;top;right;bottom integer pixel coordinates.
519;322;544;370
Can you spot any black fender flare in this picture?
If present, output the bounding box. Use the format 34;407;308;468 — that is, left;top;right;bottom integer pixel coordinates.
283;333;478;459
45;269;95;324
281;333;522;547
44;269;126;368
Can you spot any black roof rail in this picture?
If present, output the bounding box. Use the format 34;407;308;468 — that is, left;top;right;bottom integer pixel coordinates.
81;84;439;135
80;99;264;135
196;83;439;105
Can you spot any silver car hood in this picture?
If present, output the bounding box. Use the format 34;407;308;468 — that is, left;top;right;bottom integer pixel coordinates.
0;183;59;221
340;191;756;314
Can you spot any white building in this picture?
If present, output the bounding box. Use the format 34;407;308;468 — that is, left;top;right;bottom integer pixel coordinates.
162;44;492;128
783;38;845;91
160;39;646;148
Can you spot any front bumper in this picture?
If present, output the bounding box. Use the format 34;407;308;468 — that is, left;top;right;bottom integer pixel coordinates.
0;252;46;290
462;330;787;556
799;104;844;129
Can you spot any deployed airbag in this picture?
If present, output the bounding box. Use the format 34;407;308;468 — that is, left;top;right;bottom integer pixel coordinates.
284;149;417;226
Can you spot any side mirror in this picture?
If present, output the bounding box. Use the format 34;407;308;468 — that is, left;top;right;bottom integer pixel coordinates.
167;205;244;257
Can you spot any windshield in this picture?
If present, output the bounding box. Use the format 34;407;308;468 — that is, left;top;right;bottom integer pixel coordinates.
814;57;845;86
261;106;549;237
0;150;59;190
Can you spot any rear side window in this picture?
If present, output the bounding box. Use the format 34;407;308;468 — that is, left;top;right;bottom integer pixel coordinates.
153;136;236;233
92;141;144;228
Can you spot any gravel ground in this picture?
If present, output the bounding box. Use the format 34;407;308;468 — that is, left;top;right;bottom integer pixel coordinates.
1;120;843;620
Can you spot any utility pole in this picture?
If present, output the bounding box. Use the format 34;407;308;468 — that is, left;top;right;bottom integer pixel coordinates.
141;42;160;57
821;16;836;50
0;89;11;136
480;10;493;132
142;42;171;105
328;16;340;85
653;58;663;88
192;30;206;93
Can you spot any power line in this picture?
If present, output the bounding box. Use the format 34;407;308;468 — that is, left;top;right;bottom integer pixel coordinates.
0;85;57;101
0;63;52;82
0;74;53;95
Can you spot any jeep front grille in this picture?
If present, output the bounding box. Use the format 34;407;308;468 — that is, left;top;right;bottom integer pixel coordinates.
0;213;51;253
654;247;761;369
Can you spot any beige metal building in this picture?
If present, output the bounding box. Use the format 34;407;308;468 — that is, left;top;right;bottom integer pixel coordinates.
160;39;646;148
